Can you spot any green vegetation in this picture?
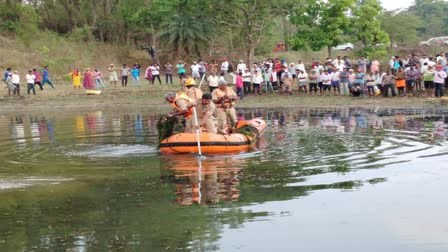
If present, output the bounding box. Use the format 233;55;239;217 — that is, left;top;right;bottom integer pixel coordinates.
0;0;447;71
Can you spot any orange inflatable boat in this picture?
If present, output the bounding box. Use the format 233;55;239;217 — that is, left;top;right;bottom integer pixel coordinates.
159;118;267;154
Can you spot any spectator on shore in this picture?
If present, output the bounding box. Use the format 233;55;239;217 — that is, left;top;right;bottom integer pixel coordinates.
150;63;161;84
382;69;396;98
33;69;43;91
121;64;130;87
83;68;94;89
26;70;36;95
42;66;54;89
395;67;406;96
69;68;81;89
130;66;140;86
3;67;11;83
164;62;173;84
434;65;447;98
12;70;20;96
176;61;186;80
94;69;106;89
108;64;118;87
5;72;14;96
190;61;200;81
423;66;434;97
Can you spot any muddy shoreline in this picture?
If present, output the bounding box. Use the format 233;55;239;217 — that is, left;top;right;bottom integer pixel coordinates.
0;84;446;113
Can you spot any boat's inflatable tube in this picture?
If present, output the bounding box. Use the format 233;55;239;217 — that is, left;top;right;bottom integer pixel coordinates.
159;118;266;154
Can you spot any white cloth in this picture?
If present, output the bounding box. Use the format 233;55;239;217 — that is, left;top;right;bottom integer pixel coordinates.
26;73;35;84
12;73;20;84
207;75;219;87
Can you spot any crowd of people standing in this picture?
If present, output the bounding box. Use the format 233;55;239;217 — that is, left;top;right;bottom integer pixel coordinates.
6;52;448;101
3;66;54;96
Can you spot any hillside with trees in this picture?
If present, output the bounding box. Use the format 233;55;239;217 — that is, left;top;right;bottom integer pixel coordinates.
0;0;447;70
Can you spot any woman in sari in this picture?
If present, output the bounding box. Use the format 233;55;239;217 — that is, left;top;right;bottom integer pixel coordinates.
83;68;94;89
69;68;81;89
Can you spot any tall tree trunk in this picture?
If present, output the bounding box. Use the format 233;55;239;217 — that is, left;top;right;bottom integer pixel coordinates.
150;23;160;65
327;45;332;59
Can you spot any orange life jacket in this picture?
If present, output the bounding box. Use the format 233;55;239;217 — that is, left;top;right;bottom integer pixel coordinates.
171;92;194;118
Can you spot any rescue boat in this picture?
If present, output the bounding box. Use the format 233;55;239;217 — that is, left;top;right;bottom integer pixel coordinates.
159;118;267;154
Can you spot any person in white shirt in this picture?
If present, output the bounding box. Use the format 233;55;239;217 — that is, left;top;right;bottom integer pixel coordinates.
220;59;229;75
252;69;263;95
297;70;308;95
25;70;36;95
150;64;161;84
419;55;429;67
295;60;306;73
242;68;251;94
236;60;246;74
207;72;220;93
190;62;200;80
11;70;20;96
321;70;332;96
331;70;341;95
427;59;436;68
433;65;447;98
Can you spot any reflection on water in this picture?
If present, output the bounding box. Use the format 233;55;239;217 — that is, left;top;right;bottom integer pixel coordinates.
0;107;448;251
163;155;244;205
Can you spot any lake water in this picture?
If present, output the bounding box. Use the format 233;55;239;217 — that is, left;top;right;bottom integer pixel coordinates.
0;107;448;251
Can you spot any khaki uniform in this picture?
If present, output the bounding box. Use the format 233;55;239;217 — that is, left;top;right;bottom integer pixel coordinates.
171;93;194;133
184;86;203;100
212;87;237;134
196;100;217;133
282;77;293;93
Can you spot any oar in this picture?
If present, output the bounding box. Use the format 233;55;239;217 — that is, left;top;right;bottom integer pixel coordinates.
196;156;202;204
198;72;206;89
192;107;202;156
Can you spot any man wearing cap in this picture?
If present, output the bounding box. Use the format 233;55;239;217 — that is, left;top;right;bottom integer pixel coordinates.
165;92;196;133
184;78;203;100
212;79;238;134
237;60;246;74
433;64;447;98
195;93;217;133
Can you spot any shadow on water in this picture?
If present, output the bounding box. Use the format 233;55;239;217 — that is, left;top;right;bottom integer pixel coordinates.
0;107;447;251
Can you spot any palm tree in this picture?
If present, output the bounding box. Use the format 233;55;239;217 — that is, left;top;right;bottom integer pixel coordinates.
158;14;210;60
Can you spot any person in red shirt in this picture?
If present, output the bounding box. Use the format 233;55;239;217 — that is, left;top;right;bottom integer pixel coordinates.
33;69;43;91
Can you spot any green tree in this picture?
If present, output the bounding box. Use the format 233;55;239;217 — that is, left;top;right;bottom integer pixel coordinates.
289;0;355;58
16;5;40;48
379;12;422;45
351;0;390;58
157;14;211;60
409;0;448;37
212;0;282;64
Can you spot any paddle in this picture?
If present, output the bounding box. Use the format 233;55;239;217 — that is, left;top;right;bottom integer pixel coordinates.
192;107;202;156
198;72;206;89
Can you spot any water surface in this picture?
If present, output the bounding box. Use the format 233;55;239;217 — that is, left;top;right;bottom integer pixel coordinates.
0;107;447;251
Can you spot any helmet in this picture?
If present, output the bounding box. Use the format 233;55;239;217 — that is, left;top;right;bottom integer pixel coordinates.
185;78;196;86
